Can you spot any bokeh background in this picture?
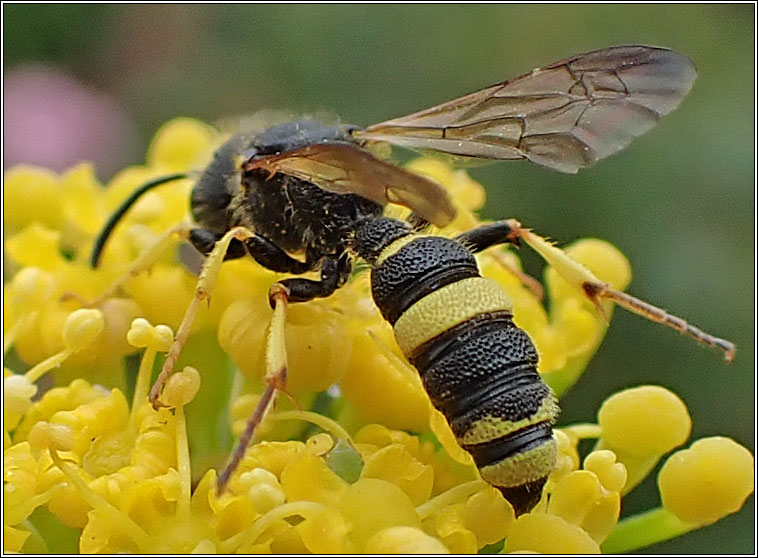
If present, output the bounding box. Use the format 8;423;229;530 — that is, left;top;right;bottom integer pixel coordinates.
4;4;754;553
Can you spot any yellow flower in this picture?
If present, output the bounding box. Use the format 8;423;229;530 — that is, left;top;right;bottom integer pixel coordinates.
3;117;753;554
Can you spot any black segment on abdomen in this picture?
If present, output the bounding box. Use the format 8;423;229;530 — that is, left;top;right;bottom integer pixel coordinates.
371;236;480;325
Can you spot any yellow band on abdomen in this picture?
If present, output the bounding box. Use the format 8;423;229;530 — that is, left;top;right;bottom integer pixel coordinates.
459;395;560;445
479;437;557;487
393;276;513;356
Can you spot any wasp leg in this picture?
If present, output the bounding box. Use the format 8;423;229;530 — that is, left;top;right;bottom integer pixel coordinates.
275;252;353;303
71;223;193;307
217;283;289;494
506;219;736;362
454;220;520;251
149;226;255;408
455;221;544;300
407;212;432;232
188;228;247;260
190;228;314;274
215;252;352;493
243;235;314;274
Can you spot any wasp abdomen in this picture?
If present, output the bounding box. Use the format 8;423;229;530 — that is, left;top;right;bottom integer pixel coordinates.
371;235;481;325
354;217;558;515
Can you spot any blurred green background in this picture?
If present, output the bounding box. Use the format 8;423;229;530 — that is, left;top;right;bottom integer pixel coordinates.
4;4;754;553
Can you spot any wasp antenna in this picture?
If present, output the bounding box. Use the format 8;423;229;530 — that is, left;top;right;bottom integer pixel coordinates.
90;173;189;268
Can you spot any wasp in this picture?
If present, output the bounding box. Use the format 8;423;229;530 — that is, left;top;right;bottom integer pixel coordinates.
90;45;735;515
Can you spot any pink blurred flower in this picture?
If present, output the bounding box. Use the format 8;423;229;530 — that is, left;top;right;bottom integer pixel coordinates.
3;66;139;179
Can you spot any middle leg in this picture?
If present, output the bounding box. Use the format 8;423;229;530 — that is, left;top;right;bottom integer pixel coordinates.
216;250;353;492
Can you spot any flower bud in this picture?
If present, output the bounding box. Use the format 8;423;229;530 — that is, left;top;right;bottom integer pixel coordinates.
306;432;334;456
127;317;173;352
551;429;580;480
4;374;38;414
28;421;75;452
10;267;57;311
659;437;754;526
147;118;215;171
162;366;201;407
505;513;600;554
62;309;105;351
584;450;627;494
247;481;286;513
598;386;691;457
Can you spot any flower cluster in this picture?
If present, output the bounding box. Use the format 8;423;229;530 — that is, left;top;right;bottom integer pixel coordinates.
3;119;754;553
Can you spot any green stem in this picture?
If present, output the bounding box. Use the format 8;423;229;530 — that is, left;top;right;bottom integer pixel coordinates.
25;349;73;383
561;423;602;439
601;507;696;553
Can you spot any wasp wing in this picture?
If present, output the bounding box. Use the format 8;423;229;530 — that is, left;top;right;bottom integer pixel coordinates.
245;142;457;227
354;45;696;174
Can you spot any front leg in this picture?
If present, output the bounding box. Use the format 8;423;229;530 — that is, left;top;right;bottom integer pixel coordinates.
189;228;313;274
149;226;255;407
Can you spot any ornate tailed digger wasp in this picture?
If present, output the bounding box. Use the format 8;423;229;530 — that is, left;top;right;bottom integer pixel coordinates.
90;45;735;515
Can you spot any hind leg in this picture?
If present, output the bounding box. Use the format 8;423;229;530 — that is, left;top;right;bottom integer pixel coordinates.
505;220;736;362
452;219;735;361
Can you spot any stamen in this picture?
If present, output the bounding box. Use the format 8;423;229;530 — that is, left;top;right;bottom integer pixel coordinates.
222;501;328;553
49;448;151;550
415;480;486;519
269;410;352;443
175;405;192;518
24;349;73;384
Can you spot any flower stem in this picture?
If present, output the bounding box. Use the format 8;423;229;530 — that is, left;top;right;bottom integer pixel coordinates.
221;501;327;553
175;405;192;519
562;423;602;439
25;349;73;383
601;507;696;553
128;347;156;432
270;410;351;443
3;319;22;355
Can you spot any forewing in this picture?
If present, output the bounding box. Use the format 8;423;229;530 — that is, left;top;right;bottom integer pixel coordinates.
245;142;456;227
355;45;696;173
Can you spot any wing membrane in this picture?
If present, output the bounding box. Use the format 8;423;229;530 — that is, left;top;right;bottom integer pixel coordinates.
245;142;456;227
355;45;696;173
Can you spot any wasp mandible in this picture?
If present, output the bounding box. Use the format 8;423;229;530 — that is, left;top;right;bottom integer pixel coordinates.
90;45;735;515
